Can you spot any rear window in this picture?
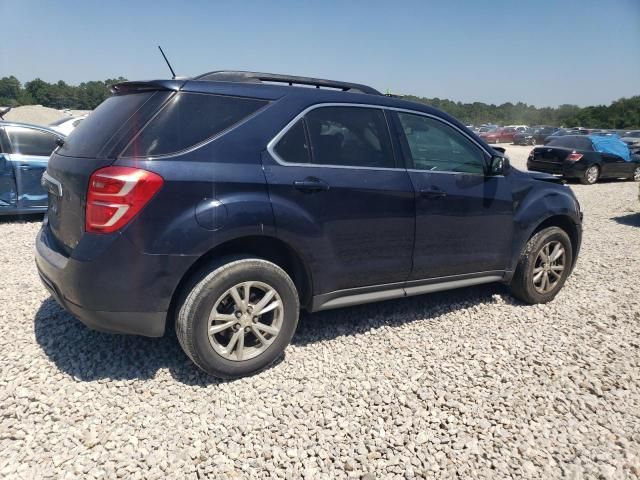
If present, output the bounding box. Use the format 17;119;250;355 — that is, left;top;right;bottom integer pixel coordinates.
121;93;268;158
548;136;593;150
58;91;167;158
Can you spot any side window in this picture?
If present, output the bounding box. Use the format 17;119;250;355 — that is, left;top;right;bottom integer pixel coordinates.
274;119;310;163
305;107;395;168
397;113;486;174
5;126;58;156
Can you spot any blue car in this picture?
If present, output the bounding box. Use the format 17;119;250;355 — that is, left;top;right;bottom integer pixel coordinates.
0;121;63;215
36;71;583;378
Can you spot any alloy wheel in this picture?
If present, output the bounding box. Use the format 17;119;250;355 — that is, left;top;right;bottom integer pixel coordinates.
633;167;640;181
586;166;599;184
208;281;283;361
532;240;566;294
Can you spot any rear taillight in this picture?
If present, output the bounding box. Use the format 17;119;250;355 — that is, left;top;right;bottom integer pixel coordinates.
86;166;163;234
567;151;583;162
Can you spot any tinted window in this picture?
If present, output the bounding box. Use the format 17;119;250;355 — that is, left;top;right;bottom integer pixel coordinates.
59;91;165;158
305;107;394;168
548;136;593;150
274;119;310;163
122;93;268;158
398;113;486;174
5;126;58;156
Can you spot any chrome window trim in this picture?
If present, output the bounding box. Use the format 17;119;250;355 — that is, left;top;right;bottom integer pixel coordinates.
266;102;494;172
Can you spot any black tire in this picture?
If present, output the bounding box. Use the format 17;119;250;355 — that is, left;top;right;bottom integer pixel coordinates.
580;165;599;185
510;226;573;304
176;257;299;378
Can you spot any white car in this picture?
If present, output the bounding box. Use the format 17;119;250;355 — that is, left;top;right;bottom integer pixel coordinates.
49;115;87;136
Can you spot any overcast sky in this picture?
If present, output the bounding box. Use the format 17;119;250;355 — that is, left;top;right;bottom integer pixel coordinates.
1;0;639;107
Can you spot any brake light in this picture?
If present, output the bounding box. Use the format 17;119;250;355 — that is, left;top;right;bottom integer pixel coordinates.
567;151;583;162
86;166;163;234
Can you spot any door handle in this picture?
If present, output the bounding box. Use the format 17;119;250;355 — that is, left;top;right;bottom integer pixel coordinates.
19;164;32;171
293;177;329;193
419;188;447;199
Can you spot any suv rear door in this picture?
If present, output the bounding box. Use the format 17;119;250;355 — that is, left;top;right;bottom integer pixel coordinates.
264;105;415;295
392;111;514;280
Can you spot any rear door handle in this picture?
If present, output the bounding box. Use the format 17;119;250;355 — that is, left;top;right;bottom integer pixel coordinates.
419;188;447;199
293;177;329;193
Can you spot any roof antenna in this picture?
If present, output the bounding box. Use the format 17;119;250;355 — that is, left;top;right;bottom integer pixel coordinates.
157;45;176;79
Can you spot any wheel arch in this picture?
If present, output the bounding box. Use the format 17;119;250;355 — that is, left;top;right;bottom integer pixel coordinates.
167;235;313;328
507;208;582;283
529;215;580;263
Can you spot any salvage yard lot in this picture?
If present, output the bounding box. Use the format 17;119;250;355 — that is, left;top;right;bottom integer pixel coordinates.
1;145;639;479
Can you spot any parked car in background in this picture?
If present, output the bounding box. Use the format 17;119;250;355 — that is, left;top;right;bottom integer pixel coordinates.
477;125;498;134
480;126;518;144
0;121;63;215
527;135;640;185
543;128;589;144
621;130;640;153
506;125;528;132
36;70;583;378
49;115;87;136
513;128;537;145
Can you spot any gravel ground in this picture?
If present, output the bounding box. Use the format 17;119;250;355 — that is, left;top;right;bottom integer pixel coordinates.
1;145;639;479
2;105;91;126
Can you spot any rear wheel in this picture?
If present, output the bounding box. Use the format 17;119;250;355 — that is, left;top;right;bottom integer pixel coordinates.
580;165;599;185
631;166;640;181
510;226;573;304
176;257;299;378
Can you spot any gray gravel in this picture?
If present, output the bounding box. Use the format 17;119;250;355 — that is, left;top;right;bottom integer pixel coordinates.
1;145;640;479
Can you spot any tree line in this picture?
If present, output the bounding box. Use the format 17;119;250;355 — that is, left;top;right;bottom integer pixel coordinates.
0;75;126;110
403;95;640;129
1;75;638;128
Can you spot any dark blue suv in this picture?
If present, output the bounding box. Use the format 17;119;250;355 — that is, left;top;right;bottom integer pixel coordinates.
36;71;582;377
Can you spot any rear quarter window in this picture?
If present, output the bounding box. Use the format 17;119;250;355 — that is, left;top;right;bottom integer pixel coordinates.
58;91;167;158
121;93;268;158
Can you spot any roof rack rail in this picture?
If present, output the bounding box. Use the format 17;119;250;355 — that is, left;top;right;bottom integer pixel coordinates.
193;70;381;95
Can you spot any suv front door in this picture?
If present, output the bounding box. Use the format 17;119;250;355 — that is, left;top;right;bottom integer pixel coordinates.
264;105;415;295
0;128;17;210
4;126;57;209
392;111;514;281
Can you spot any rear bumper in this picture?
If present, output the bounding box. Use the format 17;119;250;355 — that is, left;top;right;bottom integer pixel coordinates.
35;223;195;337
527;159;587;178
37;267;166;336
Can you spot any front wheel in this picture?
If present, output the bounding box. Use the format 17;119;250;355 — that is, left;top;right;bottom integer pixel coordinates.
176;257;299;378
510;226;573;304
580;165;599;185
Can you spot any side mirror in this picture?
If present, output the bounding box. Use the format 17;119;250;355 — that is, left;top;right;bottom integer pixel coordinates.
489;155;509;176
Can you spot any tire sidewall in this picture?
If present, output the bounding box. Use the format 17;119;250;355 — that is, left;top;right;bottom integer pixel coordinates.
181;259;299;377
518;227;573;304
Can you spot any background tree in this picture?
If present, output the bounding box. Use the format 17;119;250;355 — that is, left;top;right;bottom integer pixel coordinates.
1;75;638;128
